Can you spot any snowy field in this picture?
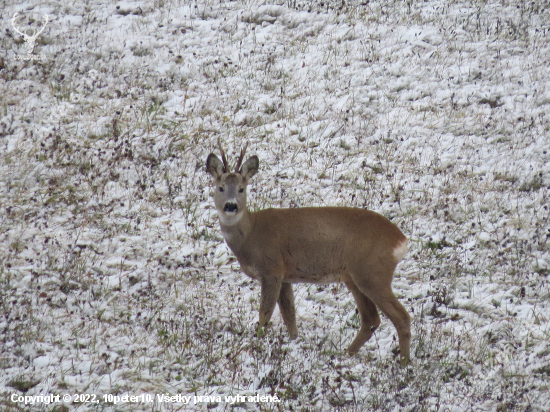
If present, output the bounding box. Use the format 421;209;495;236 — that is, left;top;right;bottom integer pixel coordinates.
1;0;550;410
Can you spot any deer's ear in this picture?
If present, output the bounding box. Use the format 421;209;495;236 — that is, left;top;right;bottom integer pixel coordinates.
241;155;259;180
206;154;224;178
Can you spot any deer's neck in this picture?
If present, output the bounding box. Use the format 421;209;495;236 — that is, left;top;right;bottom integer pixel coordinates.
219;209;254;253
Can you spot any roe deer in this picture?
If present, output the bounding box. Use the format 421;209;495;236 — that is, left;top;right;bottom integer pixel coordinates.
206;140;411;365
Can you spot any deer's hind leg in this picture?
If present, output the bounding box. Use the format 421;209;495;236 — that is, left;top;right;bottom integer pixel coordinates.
351;273;411;365
345;279;381;353
368;291;411;364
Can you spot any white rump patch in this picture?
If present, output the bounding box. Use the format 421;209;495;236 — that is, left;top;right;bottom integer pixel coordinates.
393;239;409;261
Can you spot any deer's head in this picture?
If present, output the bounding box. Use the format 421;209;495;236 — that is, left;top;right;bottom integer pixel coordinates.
11;12;49;54
206;140;259;226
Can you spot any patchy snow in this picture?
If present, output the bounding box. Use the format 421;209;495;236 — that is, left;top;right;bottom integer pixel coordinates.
1;0;550;411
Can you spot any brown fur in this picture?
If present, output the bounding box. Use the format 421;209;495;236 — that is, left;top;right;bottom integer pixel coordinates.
206;151;411;365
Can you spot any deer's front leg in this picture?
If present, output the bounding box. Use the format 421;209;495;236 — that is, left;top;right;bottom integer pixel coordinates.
257;275;283;337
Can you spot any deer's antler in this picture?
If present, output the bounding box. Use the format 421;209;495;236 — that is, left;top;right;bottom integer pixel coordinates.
34;14;49;37
217;137;229;173
11;12;25;38
234;142;248;173
11;12;48;39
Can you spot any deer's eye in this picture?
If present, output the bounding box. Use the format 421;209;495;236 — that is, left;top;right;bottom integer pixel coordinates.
219;187;224;192
239;188;244;193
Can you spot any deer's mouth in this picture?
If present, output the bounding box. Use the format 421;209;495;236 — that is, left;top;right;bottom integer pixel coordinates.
223;203;238;214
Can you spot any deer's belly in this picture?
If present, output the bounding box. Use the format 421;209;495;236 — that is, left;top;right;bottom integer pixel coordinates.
283;266;347;284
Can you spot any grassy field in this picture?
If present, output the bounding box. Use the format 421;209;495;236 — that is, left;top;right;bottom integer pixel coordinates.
1;0;549;410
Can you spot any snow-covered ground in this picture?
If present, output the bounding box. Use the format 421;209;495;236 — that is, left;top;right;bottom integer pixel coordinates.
1;0;549;410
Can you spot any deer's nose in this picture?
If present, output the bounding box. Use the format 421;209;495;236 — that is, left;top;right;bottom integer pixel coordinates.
224;203;238;213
